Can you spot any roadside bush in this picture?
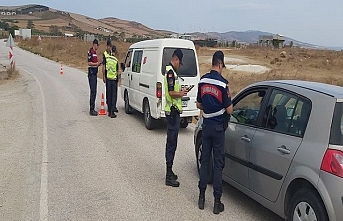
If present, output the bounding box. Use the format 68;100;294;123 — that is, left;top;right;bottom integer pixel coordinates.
7;64;19;79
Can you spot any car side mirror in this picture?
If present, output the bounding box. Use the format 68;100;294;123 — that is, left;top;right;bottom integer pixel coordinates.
120;62;125;71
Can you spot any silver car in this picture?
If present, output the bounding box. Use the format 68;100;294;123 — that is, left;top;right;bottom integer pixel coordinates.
194;80;343;221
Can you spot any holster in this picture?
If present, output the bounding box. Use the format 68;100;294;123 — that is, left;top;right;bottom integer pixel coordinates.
170;106;177;125
223;112;230;131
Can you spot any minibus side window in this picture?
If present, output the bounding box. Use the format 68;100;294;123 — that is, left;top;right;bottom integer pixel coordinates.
132;50;143;73
125;51;132;68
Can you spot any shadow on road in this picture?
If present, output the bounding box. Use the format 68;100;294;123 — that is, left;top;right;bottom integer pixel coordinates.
119;106;195;135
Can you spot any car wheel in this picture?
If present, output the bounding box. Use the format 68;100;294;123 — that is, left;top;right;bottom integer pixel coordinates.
124;91;132;114
287;188;328;221
180;118;189;128
144;100;154;130
195;136;213;184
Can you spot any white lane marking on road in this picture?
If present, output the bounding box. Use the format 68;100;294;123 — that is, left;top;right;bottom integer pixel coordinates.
21;67;49;221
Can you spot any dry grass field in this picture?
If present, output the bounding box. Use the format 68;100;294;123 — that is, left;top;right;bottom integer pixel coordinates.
18;37;343;96
196;46;343;95
18;37;131;73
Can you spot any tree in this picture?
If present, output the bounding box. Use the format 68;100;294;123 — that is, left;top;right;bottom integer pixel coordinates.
119;32;125;40
9;25;19;37
0;21;9;31
272;39;281;49
76;28;85;39
49;25;60;36
27;20;34;29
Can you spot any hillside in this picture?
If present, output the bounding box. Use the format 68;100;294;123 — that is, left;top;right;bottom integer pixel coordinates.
0;4;172;39
1;4;341;50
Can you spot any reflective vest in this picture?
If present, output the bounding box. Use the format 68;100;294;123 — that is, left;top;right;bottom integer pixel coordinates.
164;65;182;113
104;51;118;80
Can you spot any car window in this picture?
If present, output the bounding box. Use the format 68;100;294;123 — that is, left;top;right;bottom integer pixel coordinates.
262;89;311;136
161;48;197;77
132;50;143;73
291;100;311;136
330;102;343;145
230;90;266;126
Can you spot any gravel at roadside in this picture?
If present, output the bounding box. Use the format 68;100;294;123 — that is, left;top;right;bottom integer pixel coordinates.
0;73;39;221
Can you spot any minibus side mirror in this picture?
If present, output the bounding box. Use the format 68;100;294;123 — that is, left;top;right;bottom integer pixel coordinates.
120;62;126;71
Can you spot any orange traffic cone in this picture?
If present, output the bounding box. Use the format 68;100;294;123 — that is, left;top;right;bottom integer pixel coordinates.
99;93;107;116
60;63;64;75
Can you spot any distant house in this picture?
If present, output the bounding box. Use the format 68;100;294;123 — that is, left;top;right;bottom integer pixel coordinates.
238;42;250;49
179;34;192;40
169;34;178;38
259;34;285;48
193;38;217;47
169;34;194;40
19;29;32;39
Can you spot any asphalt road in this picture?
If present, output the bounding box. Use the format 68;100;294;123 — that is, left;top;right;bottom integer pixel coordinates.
0;41;283;221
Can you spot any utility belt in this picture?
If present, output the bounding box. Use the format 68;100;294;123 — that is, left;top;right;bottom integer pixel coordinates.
166;106;181;126
88;67;98;75
165;105;181;115
203;111;230;131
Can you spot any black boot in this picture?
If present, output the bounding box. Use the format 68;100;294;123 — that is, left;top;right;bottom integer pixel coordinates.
166;166;178;180
213;198;224;214
110;112;117;118
166;166;179;187
198;190;205;210
165;174;180;187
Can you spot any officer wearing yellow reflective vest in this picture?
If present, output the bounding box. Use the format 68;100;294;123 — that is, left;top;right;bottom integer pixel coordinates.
102;40;112;113
164;48;188;187
102;44;119;118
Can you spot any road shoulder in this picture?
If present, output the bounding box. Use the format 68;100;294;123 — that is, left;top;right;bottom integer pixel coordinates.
0;73;40;220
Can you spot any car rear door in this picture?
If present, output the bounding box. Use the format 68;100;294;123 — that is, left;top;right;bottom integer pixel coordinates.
249;88;311;202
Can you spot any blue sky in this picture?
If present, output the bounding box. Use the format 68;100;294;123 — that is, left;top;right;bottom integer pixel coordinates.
1;0;343;47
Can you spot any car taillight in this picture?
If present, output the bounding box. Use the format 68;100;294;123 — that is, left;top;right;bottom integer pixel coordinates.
156;82;162;98
321;149;343;178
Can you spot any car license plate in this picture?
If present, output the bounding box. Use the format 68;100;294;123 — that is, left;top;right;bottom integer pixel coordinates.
182;100;188;107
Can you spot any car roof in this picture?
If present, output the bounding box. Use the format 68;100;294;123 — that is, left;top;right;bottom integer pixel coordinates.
129;38;195;49
251;80;343;99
